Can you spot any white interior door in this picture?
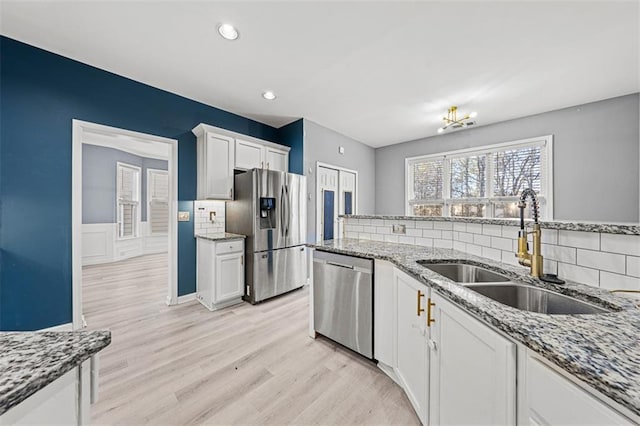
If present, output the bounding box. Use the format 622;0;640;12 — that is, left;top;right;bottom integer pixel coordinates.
317;166;339;241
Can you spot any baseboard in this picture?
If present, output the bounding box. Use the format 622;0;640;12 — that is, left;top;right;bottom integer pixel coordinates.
377;361;402;387
39;322;73;332
177;293;196;304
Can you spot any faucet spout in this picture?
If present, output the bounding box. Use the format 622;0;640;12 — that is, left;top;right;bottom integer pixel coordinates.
516;189;543;278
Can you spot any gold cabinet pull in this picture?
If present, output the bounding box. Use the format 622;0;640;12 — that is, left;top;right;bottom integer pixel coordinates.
417;290;425;316
427;298;435;327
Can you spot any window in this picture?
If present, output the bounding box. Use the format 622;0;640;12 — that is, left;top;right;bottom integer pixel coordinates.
406;136;553;219
147;169;169;235
117;162;141;239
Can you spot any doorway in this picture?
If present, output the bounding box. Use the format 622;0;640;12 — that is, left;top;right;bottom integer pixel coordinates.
316;162;358;242
71;120;178;330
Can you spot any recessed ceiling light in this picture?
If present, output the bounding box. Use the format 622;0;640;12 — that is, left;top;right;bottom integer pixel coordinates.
262;91;276;101
218;24;239;41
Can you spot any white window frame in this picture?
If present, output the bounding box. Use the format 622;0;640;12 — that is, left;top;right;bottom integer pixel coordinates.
116;162;141;240
146;168;169;236
405;135;554;220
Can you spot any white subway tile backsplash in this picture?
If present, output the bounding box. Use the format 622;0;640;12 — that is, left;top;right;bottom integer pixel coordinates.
433;239;453;249
399;220;416;229
194;200;226;237
466;223;483;234
453;241;466;251
376;226;391;235
473;234;491;247
416;221;434;229
576;249;626;274
482;247;502;261
558;230;600;250
501;225;519;238
601;234;640;257
434;222;453;230
541;229;558;245
341;217;639;292
482;224;502;237
458;232;474;243
541;244;577;264
422;229;442;239
599;271;640;291
384;234;399;243
453;223;467;232
627;256;640;278
398;236;415;245
558;263;599;287
501;251;521;267
543;259;558;275
491;236;513;252
406;228;423;237
466;244;483;256
415;237;433;247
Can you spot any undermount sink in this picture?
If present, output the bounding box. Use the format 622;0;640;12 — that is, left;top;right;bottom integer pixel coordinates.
417;261;510;283
466;283;610;315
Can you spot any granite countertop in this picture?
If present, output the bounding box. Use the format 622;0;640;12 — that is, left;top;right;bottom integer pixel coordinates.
341;214;640;235
0;330;111;416
196;232;246;241
312;238;640;417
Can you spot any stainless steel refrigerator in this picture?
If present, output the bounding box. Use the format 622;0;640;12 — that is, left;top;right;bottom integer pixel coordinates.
226;169;307;304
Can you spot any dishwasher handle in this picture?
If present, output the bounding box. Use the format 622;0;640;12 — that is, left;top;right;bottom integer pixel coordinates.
326;261;355;270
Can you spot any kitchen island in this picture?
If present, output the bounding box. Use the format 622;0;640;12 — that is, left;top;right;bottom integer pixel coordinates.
0;330;111;424
310;238;640;424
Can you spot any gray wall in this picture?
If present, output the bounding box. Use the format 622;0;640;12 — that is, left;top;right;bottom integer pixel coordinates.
304;119;376;242
375;93;640;223
82;144;168;224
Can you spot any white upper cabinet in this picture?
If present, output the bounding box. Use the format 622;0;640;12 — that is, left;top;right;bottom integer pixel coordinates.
235;138;289;172
193;123;290;200
429;291;516;426
264;147;288;172
194;126;235;200
235;138;264;170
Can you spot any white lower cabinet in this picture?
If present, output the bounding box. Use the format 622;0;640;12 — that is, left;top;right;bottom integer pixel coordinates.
525;355;635;425
368;264;635;426
1;360;92;426
394;268;429;424
197;238;245;311
428;292;516;425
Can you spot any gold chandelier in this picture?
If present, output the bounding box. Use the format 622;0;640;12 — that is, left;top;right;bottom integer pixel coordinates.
437;106;478;133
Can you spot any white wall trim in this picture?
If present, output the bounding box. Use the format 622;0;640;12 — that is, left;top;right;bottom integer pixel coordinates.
315;161;359;242
192;123;290;153
177;293;196;304
72;119;179;331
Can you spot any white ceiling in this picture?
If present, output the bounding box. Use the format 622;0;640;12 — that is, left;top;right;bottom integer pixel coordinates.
1;1;638;148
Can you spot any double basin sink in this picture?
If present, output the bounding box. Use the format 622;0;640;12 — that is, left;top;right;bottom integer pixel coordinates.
417;261;609;315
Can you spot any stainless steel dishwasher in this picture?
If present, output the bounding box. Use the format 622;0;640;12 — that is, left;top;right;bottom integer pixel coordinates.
313;250;373;359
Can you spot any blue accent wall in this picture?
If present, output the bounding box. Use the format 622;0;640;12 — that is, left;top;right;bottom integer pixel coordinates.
277;119;304;175
83;144;168;223
0;36;292;330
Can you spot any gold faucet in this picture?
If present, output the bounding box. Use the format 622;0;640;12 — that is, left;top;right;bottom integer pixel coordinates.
516;189;544;278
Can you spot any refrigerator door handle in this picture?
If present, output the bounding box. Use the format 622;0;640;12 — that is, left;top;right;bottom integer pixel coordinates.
280;185;286;237
285;184;290;236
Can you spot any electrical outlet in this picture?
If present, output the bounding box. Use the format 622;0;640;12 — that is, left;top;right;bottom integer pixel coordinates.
392;224;406;234
209;211;216;222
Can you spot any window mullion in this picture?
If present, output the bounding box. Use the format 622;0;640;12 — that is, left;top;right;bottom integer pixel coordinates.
443;156;451;217
486;151;495;218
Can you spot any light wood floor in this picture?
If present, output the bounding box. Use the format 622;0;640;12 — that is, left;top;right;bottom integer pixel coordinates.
83;253;419;425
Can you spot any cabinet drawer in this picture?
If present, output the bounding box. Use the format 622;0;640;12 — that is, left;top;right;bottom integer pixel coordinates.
216;240;244;255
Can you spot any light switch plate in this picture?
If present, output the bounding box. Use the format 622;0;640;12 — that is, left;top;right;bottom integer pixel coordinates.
178;211;190;222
